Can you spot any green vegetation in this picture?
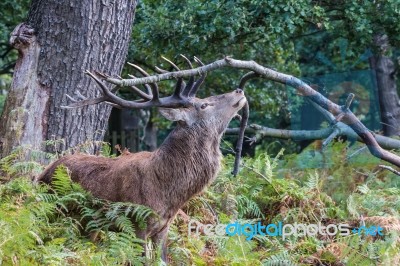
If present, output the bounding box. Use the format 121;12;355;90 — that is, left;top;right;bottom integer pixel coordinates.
0;0;30;76
1;142;399;265
0;150;154;265
0;1;400;265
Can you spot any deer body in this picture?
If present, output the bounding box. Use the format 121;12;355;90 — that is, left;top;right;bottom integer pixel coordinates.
39;86;246;261
40;121;222;217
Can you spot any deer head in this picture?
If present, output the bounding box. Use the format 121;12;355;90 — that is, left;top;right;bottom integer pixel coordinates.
159;89;246;132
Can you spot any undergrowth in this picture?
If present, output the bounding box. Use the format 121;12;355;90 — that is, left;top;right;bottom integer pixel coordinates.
0;141;399;265
0;163;153;265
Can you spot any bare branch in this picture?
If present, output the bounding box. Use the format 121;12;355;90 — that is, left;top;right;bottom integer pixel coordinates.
127;74;153;98
321;126;341;149
344;93;355;109
70;57;400;169
104;57;400;168
225;123;400;151
238;72;259;89
378;165;400;176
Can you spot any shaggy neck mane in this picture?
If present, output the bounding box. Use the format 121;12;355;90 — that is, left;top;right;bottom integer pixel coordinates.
153;121;222;210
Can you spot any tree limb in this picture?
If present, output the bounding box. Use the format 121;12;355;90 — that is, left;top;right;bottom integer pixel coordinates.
104;57;400;168
225;124;400;151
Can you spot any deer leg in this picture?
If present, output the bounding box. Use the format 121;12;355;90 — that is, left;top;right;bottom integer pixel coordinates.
135;230;149;263
151;225;169;263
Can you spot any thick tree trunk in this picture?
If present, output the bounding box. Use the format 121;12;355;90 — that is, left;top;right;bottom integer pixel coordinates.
0;0;137;158
369;33;400;136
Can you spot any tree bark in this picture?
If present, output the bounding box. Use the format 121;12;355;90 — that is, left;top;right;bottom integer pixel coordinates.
0;0;137;158
369;33;400;136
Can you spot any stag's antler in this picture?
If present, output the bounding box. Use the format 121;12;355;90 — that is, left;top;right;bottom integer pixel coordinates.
62;57;206;110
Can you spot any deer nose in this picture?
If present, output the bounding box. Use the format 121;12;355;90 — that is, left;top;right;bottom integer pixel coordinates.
235;88;243;94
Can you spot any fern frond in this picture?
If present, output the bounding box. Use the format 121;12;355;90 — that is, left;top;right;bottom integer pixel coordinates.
263;251;297;266
305;172;319;190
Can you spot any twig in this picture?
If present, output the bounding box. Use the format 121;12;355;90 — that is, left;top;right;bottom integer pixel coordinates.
378;165;400;176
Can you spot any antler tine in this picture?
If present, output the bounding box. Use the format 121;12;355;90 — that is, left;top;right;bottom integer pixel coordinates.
182;76;195;97
85;70;111;94
84;71;148;108
75;90;87;100
65;94;78;102
61;95;114;109
161;55;181;71
69;90;121;109
94;71;123;95
128;63;159;100
189;73;206;97
173;77;184;98
61;97;100;109
63;71;194;110
189;56;207;97
177;54;196;97
155;66;168;74
125;83;153;101
127;62;151;76
193;56;205;65
93;71;110;79
130;86;152;101
160;55;188;98
179;54;194;69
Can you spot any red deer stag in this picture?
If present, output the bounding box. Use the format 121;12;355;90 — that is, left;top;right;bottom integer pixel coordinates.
38;59;247;262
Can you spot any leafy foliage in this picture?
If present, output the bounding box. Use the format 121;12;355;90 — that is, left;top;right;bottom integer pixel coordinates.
167;143;400;265
0;142;400;265
0;0;30;76
0;2;399;263
0;162;155;265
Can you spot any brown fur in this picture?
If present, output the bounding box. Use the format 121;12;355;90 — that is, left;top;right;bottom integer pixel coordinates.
37;89;246;260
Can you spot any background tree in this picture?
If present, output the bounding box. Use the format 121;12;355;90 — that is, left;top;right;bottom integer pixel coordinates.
0;0;137;158
1;0;400;156
127;0;400;153
0;0;30;113
295;1;400;137
126;0;327;153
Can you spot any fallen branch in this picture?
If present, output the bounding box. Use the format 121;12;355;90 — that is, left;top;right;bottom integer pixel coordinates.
225;124;400;151
104;57;400;169
378;165;400;176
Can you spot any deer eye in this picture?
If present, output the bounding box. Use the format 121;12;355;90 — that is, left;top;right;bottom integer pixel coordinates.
200;103;209;109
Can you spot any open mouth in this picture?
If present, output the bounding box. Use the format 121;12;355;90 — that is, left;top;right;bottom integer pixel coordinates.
232;97;246;108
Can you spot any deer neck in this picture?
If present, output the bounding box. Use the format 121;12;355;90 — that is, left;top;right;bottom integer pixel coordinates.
154;122;222;210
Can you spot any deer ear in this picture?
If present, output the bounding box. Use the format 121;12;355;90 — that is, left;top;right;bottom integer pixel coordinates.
159;108;191;124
